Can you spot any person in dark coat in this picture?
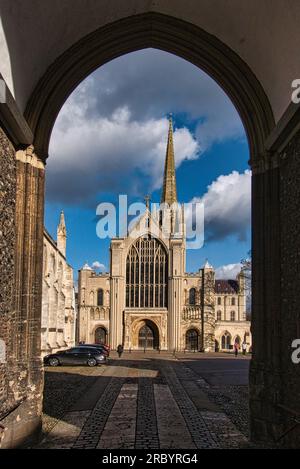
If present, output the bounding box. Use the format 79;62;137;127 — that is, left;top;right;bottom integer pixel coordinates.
117;344;124;358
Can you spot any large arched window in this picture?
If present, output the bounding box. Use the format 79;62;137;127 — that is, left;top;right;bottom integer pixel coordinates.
221;332;231;350
126;235;168;308
189;288;196;305
97;288;104;306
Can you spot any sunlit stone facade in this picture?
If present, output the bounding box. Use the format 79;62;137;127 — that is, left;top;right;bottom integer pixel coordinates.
78;119;251;351
41;213;76;356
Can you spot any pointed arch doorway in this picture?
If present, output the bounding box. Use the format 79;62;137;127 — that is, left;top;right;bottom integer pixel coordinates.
138;320;159;350
94;326;107;345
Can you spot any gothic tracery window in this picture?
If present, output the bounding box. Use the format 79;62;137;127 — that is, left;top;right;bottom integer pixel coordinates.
221;332;231;349
126;236;168;308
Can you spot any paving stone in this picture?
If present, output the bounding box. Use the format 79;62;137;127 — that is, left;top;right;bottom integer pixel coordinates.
72;378;124;449
159;362;219;449
97;383;137;449
35;355;257;449
154;384;196;449
135;377;159;449
37;411;91;448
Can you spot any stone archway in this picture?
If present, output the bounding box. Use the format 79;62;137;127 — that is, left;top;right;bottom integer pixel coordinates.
94;326;107;345
24;13;274;161
234;335;241;346
2;10;299;448
22;20;276;448
185;329;199;351
138;320;159;350
131;319;160;350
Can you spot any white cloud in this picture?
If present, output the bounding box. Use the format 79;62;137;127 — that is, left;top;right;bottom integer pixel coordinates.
215;263;242;280
46;49;246;206
185;170;251;241
92;261;106;272
47;104;198;204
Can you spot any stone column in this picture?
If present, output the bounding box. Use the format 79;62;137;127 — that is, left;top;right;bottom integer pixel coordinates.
0;126;17;429
276;130;300;447
249;152;285;444
168;239;183;351
110;239;125;349
1;145;45;448
110;277;124;349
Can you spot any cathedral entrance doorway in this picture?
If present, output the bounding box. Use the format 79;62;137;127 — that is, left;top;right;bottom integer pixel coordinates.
138;320;159;350
95;326;107;345
186;329;199;351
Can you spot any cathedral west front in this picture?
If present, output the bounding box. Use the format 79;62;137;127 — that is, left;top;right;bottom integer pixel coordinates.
78;118;251;352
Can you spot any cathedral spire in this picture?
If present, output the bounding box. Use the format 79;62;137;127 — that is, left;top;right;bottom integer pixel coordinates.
161;115;177;205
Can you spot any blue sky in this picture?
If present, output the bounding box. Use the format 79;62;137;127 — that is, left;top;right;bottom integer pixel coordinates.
45;49;251;282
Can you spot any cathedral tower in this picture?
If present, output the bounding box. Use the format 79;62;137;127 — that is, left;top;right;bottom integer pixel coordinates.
160;116;185;350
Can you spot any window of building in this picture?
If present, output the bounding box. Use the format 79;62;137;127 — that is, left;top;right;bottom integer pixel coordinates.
189;288;196;305
97;288;104;306
126;235;168;308
217;310;222;321
221;333;231;349
231;297;236;306
230;311;235;321
217;297;221;305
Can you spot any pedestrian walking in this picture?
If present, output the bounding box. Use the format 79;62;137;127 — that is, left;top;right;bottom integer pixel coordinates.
117;344;124;358
242;341;247;355
234;341;239;357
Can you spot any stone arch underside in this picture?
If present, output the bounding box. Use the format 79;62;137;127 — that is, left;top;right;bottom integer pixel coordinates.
24;12;275;163
130;318;161;350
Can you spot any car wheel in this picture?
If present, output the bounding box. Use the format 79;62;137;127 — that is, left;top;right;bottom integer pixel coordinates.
87;357;97;367
49;357;59;367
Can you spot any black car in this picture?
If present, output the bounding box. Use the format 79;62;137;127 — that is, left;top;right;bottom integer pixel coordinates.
78;344;110;357
43;347;106;367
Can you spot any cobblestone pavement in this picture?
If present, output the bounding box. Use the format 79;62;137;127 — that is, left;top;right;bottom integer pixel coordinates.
35;352;253;449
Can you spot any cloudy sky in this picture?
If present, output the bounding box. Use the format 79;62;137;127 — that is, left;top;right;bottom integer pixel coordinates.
45;48;251;280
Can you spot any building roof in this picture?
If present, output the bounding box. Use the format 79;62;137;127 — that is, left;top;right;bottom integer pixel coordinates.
215;279;239;294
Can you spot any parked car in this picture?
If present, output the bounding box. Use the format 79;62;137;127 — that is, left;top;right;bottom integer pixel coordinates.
44;347;106;367
78;343;110;356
